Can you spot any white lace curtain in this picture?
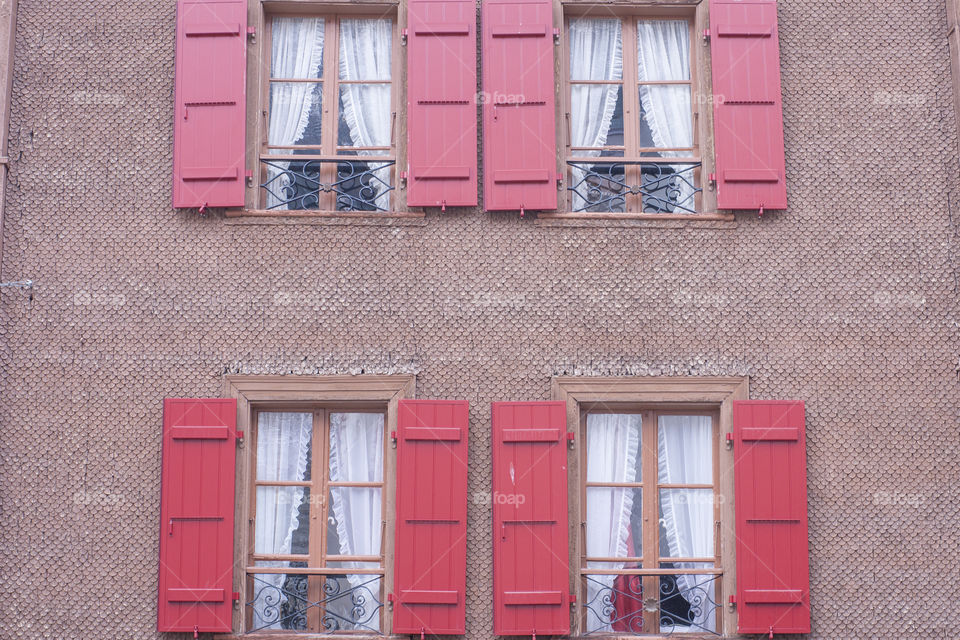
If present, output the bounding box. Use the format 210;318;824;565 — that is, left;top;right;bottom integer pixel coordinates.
637;19;696;213
253;412;313;630
267;17;325;209
339;18;393;211
569;18;622;212
584;413;640;633
328;412;384;631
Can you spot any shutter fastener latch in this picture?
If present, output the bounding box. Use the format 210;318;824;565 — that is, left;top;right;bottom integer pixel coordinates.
553;28;560;45
758;203;765;218
725;433;733;449
703;28;711;41
401;28;408;45
566;432;575;449
247;26;256;42
193;625;199;639
768;626;774;639
728;594;736;610
390;430;398;448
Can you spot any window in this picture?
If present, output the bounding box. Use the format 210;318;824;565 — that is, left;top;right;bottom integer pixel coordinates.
259;15;397;213
564;14;702;215
579;409;721;635
246;408;387;633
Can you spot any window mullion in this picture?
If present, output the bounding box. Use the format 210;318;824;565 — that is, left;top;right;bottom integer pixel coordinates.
641;410;658;634
307;408;325;632
621;19;642;213
319;17;339;211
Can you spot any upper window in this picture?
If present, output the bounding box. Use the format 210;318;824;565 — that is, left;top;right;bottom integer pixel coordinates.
565;16;701;215
579;409;721;635
246;408;386;633
259;15;396;213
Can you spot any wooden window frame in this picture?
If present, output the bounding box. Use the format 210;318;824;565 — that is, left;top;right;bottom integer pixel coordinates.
221;374;416;639
543;1;728;221
237;1;420;219
552;376;749;637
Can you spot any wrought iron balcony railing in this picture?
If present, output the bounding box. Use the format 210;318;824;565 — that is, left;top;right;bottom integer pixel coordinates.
260;157;395;212
246;572;383;634
567;159;702;214
582;572;721;636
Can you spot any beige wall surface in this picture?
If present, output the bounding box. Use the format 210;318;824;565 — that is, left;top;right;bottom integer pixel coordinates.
0;0;958;638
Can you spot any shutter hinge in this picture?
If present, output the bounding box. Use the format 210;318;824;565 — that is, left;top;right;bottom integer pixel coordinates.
728;594;736;610
246;169;254;187
708;172;717;186
569;593;577;604
390;430;398;448
399;170;408;189
567;432;575;449
401;28;408;45
553;28;560;45
725;432;733;449
557;173;563;190
236;430;245;446
703;28;710;41
247;26;256;42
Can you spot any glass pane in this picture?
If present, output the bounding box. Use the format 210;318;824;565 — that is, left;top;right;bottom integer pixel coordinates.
637;19;691;82
638;84;693;150
269;82;323;147
657;415;713;483
256;487;311;555
570;85;623;149
327;487;382;556
329;413;384;482
248;569;310;632
337;85;392;148
658;489;714;559
586;413;642;483
339;19;393;81
657;564;719;634
569;18;623;81
322;573;383;632
585;487;642;562
256;412;313;481
271;17;325;79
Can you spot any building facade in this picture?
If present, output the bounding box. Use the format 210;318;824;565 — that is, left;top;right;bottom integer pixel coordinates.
0;0;958;639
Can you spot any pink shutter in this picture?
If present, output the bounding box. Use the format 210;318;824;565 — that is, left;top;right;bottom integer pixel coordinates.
393;400;469;634
172;0;247;209
733;400;810;635
158;398;238;632
710;0;787;211
406;0;478;208
482;0;557;212
492;402;569;635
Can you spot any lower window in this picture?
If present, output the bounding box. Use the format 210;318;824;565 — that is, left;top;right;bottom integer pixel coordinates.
246;408;386;633
580;409;722;635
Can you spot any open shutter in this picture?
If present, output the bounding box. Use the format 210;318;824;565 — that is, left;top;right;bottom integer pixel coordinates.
172;0;247;209
482;0;557;212
733;400;810;635
393;400;469;634
709;0;787;211
492;402;569;635
406;0;478;208
158;398;238;632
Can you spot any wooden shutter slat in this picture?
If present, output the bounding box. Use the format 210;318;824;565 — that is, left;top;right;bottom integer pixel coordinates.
493;402;569;635
172;0;247;208
482;0;557;212
157;398;237;633
406;0;478;208
733;400;811;635
393;400;469;634
709;0;787;210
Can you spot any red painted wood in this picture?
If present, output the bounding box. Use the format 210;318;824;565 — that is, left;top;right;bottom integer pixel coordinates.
733;400;810;634
157;398;237;632
710;0;787;210
393;399;469;634
406;0;478;208
173;0;247;209
482;0;557;212
492;402;569;635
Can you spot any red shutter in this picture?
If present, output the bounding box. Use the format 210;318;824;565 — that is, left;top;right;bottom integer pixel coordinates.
393;400;469;634
406;0;478;208
492;402;569;635
172;0;247;209
733;400;810;635
158;398;238;632
482;0;557;212
709;0;787;211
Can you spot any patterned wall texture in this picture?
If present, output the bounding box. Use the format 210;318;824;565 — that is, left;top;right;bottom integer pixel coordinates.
1;0;959;638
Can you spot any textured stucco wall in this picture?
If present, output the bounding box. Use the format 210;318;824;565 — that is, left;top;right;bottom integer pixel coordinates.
1;0;959;639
